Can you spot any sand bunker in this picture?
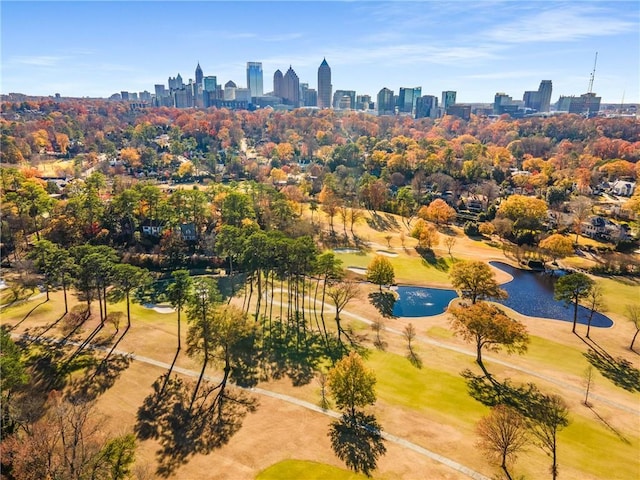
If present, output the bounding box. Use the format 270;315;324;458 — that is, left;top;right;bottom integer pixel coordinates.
347;267;367;274
376;250;398;257
334;248;360;254
143;304;175;314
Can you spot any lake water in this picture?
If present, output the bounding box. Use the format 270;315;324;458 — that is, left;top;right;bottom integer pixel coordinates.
391;261;614;328
391;286;458;317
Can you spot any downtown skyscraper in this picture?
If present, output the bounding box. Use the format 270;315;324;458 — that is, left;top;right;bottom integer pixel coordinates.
317;58;332;109
246;62;263;98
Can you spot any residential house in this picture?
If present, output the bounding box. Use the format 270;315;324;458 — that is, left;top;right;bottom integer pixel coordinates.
141;219;165;237
610;180;636;197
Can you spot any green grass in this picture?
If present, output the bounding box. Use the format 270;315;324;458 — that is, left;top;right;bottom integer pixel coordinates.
559;412;640;480
334;251;453;285
594;276;640;318
256;460;371;480
426;326;454;340
366;350;488;428
524;334;592;376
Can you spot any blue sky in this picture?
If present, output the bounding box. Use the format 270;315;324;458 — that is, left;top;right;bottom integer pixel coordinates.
2;1;639;103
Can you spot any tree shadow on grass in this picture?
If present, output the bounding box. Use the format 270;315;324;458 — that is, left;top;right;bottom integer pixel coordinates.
136;375;258;478
416;247;449;271
6;299;48;331
586;404;630;444
329;412;386;477
368;292;397;319
461;369;544;414
584;349;640;392
68;353;132;401
261;320;342;387
23;312;67;346
366;213;395;232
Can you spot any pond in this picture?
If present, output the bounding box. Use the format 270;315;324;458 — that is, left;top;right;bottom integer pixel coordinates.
391;286;458;317
391;261;614;327
489;261;614;328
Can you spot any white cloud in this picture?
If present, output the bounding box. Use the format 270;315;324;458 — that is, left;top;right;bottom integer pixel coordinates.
486;5;636;44
11;55;69;67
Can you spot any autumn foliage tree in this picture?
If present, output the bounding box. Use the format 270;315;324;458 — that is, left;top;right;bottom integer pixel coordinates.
417;199;456;227
448;302;529;376
449;260;507;304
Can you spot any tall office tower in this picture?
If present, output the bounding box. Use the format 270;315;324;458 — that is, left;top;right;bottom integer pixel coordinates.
356;94;372;110
333;90;356;109
317;58;332;109
441;91;456;110
154;84;166;98
246;62;263;97
537;80;552;112
283;66;300;106
494;92;513;114
195;62;203;87
377;88;395;115
273;69;284;98
203;76;217;93
415;95;438;119
398;87;421;113
224;80;237;100
523;80;552;112
301;83;317;106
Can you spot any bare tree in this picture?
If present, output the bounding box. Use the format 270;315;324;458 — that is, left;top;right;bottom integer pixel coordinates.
583;366;594;406
403;323;422;368
585;284;606;339
326;280;360;346
476;404;529;480
528;394;570;480
627;304;640;351
569;196;593;245
371;319;387;350
444;236;456;258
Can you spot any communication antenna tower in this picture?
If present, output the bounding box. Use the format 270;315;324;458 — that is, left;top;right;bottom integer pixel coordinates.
588;52;598;94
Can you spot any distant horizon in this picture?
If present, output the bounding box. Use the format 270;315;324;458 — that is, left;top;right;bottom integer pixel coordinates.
2;1;639;104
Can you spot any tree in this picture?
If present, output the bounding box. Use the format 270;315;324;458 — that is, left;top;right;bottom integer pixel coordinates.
626;304;640;351
444;236;456;258
497;194;547;232
186;277;222;409
328;352;377;418
527;394;570;480
110;263;151;332
449;260;507;304
568;196;592;244
326;280;361;346
554;272;594;334
1;327;28;436
476;405;529;480
585;284;606;339
448;302;528;376
28;239;59;301
404;323;421;368
539;234;574;262
166;269;193;352
418;198;457;226
366;255;395;291
410;219;439;249
583;366;594;406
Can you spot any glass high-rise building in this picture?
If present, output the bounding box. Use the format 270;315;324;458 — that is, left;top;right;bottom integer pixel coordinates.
317;58;332;109
442;91;457;110
195;62;203;87
246;62;263;97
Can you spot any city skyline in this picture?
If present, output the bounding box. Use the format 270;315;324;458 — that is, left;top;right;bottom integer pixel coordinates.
2;1;639;104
